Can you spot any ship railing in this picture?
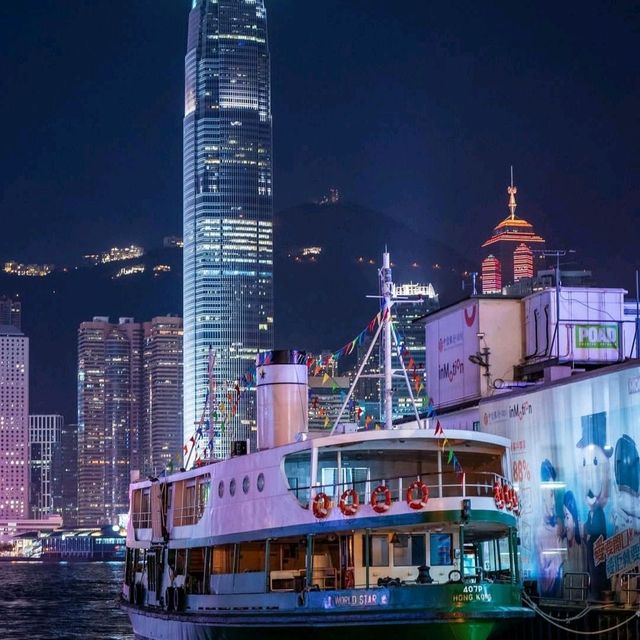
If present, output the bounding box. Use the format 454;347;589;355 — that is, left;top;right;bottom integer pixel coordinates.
305;471;507;506
132;510;152;528
620;571;640;607
562;571;590;602
173;502;206;527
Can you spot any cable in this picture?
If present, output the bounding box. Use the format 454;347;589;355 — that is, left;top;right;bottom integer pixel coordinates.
522;592;640;635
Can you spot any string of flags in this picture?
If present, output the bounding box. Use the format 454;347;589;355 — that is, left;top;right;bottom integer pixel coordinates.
168;303;462;478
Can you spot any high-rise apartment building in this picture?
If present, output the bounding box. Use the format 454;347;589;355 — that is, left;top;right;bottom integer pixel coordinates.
29;414;63;519
77;316;183;525
141;317;183;475
0;325;29;519
77;317;142;526
183;0;274;459
0;296;21;330
52;422;78;527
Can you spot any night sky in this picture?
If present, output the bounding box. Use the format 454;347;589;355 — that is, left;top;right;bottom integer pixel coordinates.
1;1;639;287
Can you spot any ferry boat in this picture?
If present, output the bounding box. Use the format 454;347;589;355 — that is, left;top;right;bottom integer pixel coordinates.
121;253;533;640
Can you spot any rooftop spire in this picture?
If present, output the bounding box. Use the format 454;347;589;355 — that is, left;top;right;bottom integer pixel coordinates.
507;165;517;219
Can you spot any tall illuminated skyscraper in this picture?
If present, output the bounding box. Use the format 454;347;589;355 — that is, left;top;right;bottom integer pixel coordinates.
183;0;274;458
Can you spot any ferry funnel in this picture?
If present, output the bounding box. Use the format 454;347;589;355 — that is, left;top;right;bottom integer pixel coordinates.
256;350;308;449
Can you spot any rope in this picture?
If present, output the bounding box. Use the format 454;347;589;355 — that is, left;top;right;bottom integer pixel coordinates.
523;592;640;635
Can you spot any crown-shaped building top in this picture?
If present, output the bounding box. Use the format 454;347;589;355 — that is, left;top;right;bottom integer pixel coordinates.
480;174;545;293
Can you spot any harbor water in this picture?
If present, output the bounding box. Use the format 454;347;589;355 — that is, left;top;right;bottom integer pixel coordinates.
0;562;133;640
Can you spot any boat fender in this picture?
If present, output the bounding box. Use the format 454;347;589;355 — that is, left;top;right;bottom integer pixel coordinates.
493;481;504;510
165;586;175;611
406;481;429;510
370;485;392;513
173;586;186;612
312;492;331;518
339;488;359;516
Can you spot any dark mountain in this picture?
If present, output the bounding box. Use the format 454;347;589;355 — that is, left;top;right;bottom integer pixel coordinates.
1;200;472;423
274;200;473;352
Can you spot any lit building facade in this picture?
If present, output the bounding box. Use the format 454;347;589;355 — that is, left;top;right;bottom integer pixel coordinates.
0;325;29;519
77;317;142;526
481;255;502;294
141;317;184;475
481;182;545;289
183;0;274;459
29;414;63;519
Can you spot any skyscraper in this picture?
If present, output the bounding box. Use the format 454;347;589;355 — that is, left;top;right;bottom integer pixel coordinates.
183;0;274;459
0;325;29;519
141;317;183;475
77;317;142;525
29;414;63;519
0;296;21;331
52;422;78;527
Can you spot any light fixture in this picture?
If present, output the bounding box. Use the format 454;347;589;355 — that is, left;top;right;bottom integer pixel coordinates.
390;532;400;545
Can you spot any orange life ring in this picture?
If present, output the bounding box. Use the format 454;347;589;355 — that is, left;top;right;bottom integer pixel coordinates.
370;484;392;513
339;488;360;516
512;490;520;516
406;480;429;510
312;492;331;518
504;484;513;511
493;481;504;509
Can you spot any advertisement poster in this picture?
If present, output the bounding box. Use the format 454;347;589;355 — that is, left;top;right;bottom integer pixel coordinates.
481;364;640;600
425;302;480;409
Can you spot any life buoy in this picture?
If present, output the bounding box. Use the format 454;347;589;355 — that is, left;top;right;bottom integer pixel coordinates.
493;481;504;509
339;488;359;516
406;480;429;510
512;490;520;516
370;484;392;513
312;492;331;518
504;484;513;511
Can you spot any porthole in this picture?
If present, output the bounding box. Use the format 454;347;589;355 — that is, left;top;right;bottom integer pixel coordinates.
218;481;224;498
257;472;265;492
229;478;236;496
242;475;250;494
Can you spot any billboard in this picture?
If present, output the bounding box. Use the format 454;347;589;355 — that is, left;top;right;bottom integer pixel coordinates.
481;363;640;600
426;302;481;409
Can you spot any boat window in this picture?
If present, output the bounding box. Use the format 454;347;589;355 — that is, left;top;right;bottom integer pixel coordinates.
393;534;426;567
238;541;266;572
242;475;250;494
218;480;224;498
284;451;311;506
362;535;389;567
173;474;211;526
257;472;265;492
211;545;234;574
430;533;453;566
230;478;236;496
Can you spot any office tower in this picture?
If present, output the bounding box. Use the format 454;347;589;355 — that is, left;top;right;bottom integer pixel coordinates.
29;414;63;519
0;325;29;518
481;255;502;294
51;422;78;527
481;181;545;289
183;0;274;459
0;296;21;330
77;317;142;526
141;317;183;475
391;284;439;419
354;283;439;422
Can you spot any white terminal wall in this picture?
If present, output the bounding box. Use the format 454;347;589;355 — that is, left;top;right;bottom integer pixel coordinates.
425;298;523;411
